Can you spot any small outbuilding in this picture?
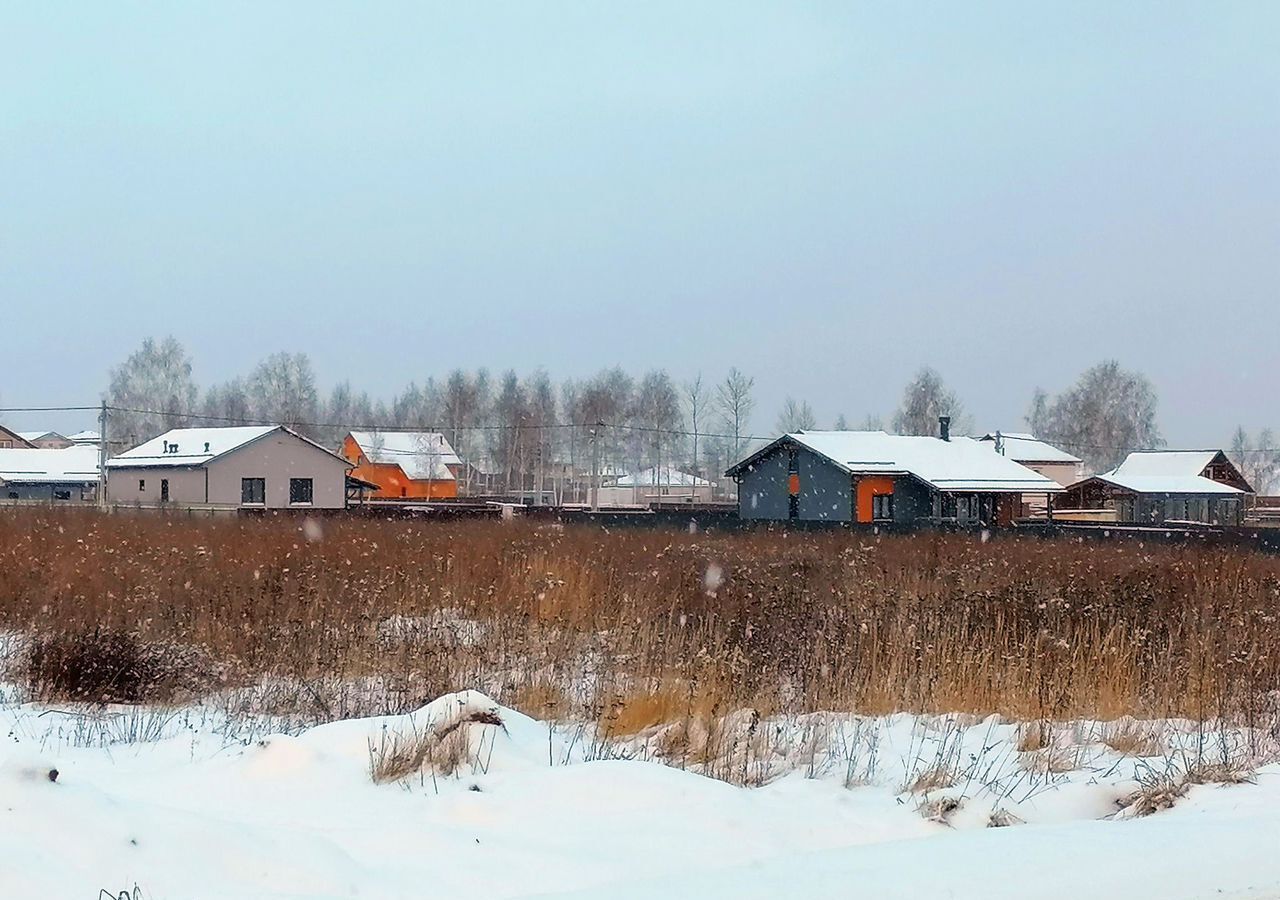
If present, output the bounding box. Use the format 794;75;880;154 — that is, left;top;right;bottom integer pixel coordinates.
1055;450;1252;525
725;425;1061;527
977;432;1083;517
106;426;352;510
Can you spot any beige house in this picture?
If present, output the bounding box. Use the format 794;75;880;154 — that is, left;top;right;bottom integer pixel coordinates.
0;425;36;450
977;432;1082;518
18;431;75;449
106;426;352;510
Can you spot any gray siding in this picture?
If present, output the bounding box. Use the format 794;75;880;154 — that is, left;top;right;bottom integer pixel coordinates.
108;466;206;506
892;477;933;525
737;449;791;520
797;448;851;521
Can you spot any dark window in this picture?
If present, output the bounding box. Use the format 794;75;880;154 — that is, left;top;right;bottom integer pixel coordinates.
241;477;266;505
160;479;169;502
289;478;313;505
872;493;894;521
139;479;146;491
53;490;71;501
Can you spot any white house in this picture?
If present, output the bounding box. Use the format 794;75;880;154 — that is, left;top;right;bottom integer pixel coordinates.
0;446;101;502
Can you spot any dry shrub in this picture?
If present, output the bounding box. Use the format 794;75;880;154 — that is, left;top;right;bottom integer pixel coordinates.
919;795;962;824
1016;721;1049;752
1020;745;1078;774
906;765;956;794
370;708;505;784
1119;773;1189;817
1183;761;1255;786
22;627;216;704
1102;721;1163;757
510;679;571;720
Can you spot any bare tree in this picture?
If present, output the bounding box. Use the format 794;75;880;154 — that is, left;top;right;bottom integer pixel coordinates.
1230;426;1280;494
107;336;198;445
201;377;250;426
633;369;683;479
858;414;884;431
246;351;320;436
833;413;850;430
716;367;755;461
892;367;963;437
684;373;708;478
1028;360;1163;472
775;396;817;433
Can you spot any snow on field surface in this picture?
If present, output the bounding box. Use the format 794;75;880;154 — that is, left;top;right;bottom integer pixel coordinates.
2;690;1279;899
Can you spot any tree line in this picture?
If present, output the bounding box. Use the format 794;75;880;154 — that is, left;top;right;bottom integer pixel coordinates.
104;337;1278;492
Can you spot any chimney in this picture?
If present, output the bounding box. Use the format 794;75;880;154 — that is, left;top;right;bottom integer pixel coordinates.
939;416;951;442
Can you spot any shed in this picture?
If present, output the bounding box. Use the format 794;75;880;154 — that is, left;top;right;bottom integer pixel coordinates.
597;466;714;507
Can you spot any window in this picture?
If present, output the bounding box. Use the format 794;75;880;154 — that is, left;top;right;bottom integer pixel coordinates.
872;493;894;521
289;478;313;505
241;477;266;505
53;490;71;501
139;479;146;491
160;479;169;502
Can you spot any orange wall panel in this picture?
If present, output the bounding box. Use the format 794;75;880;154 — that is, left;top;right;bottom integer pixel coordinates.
855;476;896;523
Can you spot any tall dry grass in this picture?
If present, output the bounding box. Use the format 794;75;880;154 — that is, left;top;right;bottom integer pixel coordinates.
1;509;1278;732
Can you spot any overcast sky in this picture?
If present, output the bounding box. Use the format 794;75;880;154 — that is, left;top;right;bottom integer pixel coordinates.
2;2;1277;444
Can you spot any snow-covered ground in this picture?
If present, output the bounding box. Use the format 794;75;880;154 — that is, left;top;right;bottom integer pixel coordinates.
2;689;1279;899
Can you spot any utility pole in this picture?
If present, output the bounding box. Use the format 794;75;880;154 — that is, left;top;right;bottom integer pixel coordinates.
590;421;602;512
97;400;108;510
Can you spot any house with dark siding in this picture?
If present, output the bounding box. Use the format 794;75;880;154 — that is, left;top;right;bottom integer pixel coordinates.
725;424;1061;527
1055;450;1252;525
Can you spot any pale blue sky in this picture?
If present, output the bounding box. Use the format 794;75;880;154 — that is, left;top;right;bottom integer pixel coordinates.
2;2;1277;443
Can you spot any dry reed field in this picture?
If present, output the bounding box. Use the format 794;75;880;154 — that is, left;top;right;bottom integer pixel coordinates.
2;509;1279;741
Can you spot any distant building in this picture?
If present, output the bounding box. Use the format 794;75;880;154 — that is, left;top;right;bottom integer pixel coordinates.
977;432;1082;517
1055;450;1252;525
341;431;461;500
597;466;715;507
0;425;36;450
0;446;101;501
107;426;352;510
18;431;75;449
67;430;102;446
725;424;1060;526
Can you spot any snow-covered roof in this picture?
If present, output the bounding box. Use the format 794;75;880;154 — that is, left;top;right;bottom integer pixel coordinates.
613;466;711;487
0;446;101;484
348;431;461;481
106;426;290;469
977;432;1081;464
1110;451;1220;478
730;431;1061;494
1089;473;1245;495
17;431;59;442
67;430;101;444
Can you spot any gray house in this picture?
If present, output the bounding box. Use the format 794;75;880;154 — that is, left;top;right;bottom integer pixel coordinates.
0;446;101;501
1056;450;1252;525
725;426;1061;527
106;426;352;510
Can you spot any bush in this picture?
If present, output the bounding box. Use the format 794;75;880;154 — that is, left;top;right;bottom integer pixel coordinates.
23;627;213;704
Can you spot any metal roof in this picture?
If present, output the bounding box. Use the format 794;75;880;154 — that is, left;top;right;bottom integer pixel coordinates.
977;432;1081;464
106;426;350;469
0;446;101;484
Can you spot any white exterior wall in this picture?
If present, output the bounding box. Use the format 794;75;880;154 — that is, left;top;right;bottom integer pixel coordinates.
107;466;208;505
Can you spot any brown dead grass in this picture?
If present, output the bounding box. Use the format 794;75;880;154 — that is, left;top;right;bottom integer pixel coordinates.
369;708;506;783
1102;721;1163;757
1;510;1279;736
